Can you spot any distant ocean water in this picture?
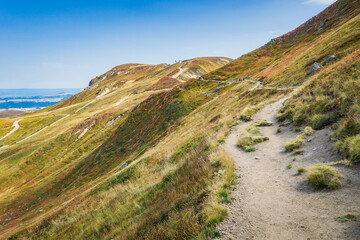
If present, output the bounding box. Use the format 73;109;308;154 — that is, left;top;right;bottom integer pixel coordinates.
0;89;82;110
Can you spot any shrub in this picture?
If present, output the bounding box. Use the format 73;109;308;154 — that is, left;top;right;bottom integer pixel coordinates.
237;137;253;149
293;108;308;125
293;149;304;155
304;126;314;136
244;146;256;152
237;136;268;152
286;164;292;169
335;214;357;223
285;135;305;152
335;135;360;163
349;135;360;162
311;114;328;130
276;108;293;122
246;125;260;135
297;167;307;174
308;164;343;190
256;120;272;127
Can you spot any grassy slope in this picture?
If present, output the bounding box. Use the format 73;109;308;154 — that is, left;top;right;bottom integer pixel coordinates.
0;57;233;239
6;78;290;240
278;50;360;162
1;1;360;239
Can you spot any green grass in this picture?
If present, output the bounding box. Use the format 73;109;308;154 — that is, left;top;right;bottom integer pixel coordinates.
335;214;357;223
3;1;360;238
308;164;344;190
303;126;314;136
286;164;292;169
237;124;269;152
255;119;272;127
297;167;307;174
279;49;360;163
285;135;305;152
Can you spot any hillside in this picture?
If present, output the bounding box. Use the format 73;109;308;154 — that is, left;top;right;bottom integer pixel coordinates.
0;0;360;239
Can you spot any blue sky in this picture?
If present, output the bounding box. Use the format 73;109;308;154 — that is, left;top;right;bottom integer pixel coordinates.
0;0;336;89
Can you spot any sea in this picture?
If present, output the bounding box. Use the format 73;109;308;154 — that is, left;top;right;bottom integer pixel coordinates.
0;89;82;110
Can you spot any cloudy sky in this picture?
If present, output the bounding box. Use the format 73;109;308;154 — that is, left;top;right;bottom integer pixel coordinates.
0;0;336;89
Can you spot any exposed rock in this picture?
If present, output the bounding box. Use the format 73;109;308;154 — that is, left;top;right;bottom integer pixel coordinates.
215;85;225;91
105;114;124;127
209;114;221;123
318;19;327;31
96;88;110;98
121;162;128;170
308;62;322;74
239;115;252;122
282;121;292;127
266;121;273;126
131;103;141;113
322;55;335;65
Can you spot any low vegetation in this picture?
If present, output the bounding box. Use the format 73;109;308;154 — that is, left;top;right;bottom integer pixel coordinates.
335;214;358;223
237;124;269;152
2;1;360;238
279;50;360;163
285;135;305;152
297;167;307;174
308;164;343;190
303;126;314;136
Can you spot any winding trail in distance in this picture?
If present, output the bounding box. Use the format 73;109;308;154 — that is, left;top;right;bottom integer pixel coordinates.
0;98;98;148
0;119;22;141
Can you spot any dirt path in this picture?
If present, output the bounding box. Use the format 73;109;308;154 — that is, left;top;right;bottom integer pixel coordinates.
218;98;360;240
0;119;22;141
172;67;186;82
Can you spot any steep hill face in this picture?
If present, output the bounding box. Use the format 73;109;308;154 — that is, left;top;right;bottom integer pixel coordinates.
0;57;234;239
0;1;359;239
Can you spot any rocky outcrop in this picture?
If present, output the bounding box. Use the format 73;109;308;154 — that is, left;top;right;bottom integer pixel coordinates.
323;55;335;65
308;62;322;74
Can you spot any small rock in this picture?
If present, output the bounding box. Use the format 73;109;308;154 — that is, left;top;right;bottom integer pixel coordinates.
254;156;260;160
283;121;291;127
121;162;128;170
308;62;322;75
266;121;273;126
323;55;335;65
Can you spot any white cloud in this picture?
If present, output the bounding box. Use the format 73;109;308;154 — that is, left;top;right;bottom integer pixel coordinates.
302;0;336;5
